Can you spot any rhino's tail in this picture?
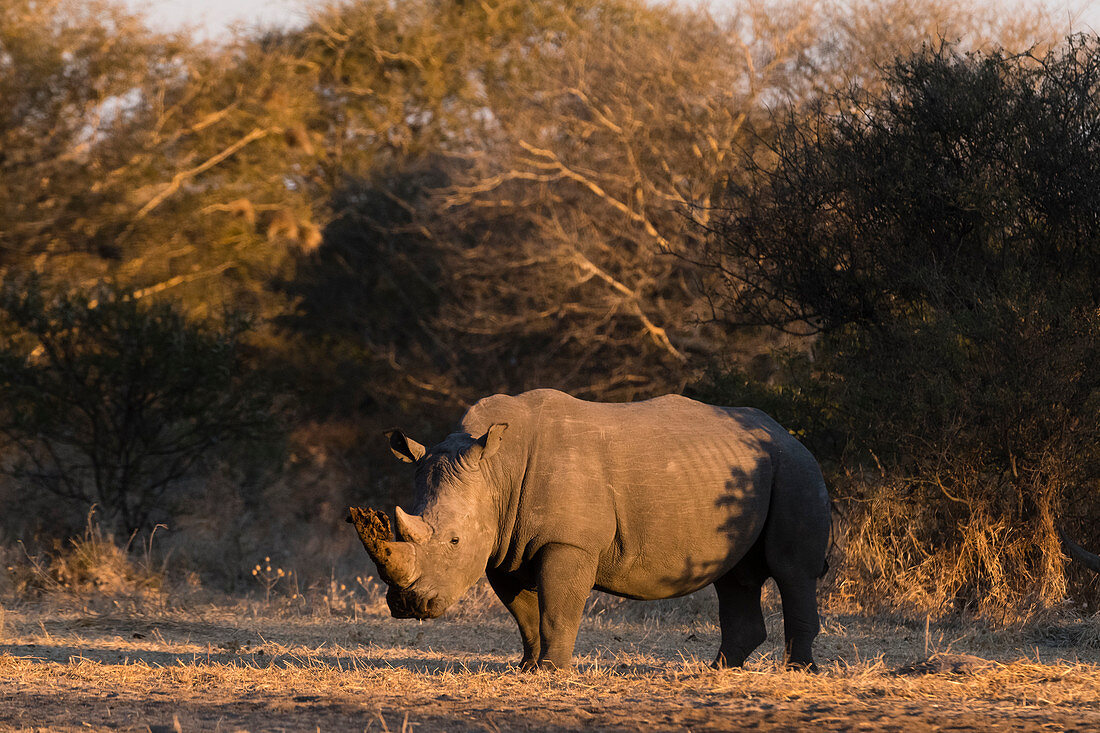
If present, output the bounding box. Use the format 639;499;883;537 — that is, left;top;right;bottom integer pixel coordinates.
820;500;844;578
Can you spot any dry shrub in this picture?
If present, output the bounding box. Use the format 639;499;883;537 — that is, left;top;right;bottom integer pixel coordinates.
829;469;1069;623
702;37;1100;620
8;512;165;604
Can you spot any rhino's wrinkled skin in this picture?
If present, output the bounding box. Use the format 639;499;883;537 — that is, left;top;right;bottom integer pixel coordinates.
355;389;831;671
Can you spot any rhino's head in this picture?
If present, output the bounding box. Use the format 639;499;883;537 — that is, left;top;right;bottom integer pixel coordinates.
349;423;508;620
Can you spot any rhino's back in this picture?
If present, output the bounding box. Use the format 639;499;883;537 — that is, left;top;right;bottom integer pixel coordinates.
465;390;807;598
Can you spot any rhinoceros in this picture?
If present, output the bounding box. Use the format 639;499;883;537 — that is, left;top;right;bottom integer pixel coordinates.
348;389;830;671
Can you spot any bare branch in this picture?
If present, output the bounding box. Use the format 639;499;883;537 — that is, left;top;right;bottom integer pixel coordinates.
132;126;275;222
570;251;686;362
517;140;673;252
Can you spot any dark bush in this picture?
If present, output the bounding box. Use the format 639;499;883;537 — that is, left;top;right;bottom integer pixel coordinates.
0;280;281;536
702;36;1100;616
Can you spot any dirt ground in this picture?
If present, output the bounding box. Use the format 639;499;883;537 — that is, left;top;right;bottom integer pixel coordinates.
2;589;1100;731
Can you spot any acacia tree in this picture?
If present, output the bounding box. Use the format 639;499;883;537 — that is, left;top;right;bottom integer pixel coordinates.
0;0;185;272
277;0;1058;418
702;36;1100;614
0;0;325;321
0;281;279;534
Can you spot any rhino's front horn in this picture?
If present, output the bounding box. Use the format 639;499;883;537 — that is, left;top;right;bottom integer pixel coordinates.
371;540;421;588
347;506;422;588
395;505;433;544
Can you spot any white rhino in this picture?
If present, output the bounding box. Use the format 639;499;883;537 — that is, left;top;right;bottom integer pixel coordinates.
349;389;831;670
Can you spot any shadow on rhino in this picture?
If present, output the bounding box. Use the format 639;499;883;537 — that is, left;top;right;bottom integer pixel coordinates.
348;388;830;671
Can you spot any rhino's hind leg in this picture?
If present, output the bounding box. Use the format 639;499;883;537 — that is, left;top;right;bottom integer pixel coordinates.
713;575;767;668
486;569;541;670
773;574;820;670
765;454;828;671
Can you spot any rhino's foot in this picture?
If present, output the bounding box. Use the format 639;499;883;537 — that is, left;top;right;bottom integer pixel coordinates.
712;650;749;669
785;660;819;673
516;657;569;673
530;657;572;672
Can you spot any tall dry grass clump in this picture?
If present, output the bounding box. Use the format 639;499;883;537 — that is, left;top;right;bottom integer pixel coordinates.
829;476;1068;623
7;512;166;606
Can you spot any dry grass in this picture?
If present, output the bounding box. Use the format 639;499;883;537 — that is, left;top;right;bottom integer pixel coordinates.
3;517;1100;730
6;514;166;608
2;584;1100;731
828;476;1074;623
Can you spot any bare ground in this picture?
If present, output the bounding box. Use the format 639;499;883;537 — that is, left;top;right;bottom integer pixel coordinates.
2;588;1100;731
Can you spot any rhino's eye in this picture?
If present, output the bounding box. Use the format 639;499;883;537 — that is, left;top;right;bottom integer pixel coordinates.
450;537;460;545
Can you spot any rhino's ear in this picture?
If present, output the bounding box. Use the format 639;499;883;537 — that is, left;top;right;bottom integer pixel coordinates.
384;429;426;464
477;423;508;463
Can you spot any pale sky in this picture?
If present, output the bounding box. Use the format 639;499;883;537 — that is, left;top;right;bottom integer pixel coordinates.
124;0;309;39
126;0;1098;39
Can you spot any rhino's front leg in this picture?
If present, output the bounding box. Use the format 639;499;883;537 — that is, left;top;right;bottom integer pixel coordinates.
486;568;541;670
535;544;598;670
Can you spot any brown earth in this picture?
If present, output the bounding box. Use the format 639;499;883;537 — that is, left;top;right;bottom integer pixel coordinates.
1;589;1099;731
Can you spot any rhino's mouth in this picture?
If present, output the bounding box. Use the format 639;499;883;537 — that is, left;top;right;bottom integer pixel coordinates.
386;586;448;620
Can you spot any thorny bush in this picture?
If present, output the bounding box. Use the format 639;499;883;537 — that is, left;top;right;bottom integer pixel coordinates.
701;36;1100;618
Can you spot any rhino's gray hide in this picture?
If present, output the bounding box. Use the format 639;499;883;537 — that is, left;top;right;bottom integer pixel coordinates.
353;389;831;671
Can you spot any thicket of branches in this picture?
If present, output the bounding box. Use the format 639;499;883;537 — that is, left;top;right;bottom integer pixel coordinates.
0;281;278;535
699;37;1100;616
4;0;1096;612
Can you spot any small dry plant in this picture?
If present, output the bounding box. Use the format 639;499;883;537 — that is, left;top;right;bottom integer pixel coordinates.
315;571;389;617
246;559;396;619
8;509;165;606
251;556;294;604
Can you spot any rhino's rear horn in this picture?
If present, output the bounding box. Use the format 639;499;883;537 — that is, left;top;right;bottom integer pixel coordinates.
348;506;422;587
1059;528;1100;574
395;506;433;543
